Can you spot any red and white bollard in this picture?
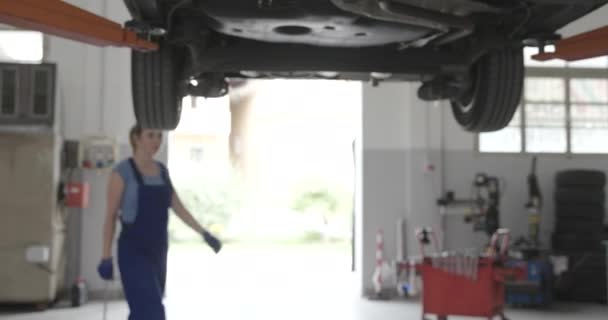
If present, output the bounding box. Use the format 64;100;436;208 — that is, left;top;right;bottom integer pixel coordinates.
372;229;385;295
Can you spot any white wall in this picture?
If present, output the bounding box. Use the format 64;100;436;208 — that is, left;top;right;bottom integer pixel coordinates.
361;83;409;295
359;5;608;294
44;0;151;294
361;83;445;294
442;119;608;250
47;0;135;143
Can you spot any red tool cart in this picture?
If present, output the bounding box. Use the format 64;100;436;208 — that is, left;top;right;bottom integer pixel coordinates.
416;228;511;320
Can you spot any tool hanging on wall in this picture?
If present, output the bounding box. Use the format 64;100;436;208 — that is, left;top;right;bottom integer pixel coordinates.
525;157;542;248
436;173;501;237
512;157;543;256
502;157;554;308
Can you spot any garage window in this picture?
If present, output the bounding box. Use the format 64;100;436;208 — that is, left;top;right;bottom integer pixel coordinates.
478;48;608;154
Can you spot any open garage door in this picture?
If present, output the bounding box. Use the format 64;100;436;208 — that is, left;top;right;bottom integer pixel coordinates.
165;79;362;313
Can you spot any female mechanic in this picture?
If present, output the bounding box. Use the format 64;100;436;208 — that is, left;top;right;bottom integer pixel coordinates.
96;124;222;320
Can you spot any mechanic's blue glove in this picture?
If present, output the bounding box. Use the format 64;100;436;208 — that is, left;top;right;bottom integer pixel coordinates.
97;258;114;280
202;230;222;253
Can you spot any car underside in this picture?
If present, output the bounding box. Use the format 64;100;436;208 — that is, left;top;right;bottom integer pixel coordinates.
123;0;608;132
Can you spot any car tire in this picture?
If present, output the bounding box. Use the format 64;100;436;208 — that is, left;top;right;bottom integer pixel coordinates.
555;204;605;221
567;252;607;269
556;170;606;188
552;232;603;252
555;188;605;206
451;46;524;132
555;218;604;234
132;43;184;130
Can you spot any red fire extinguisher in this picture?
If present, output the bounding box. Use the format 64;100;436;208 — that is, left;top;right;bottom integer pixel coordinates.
65;182;90;208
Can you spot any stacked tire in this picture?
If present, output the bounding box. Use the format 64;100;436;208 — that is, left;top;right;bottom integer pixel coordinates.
552;170;607;303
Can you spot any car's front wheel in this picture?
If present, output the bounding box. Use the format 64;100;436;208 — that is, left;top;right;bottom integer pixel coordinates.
451;47;524;132
131;43;185;130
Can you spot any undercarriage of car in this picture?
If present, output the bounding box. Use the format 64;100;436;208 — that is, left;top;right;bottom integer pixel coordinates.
123;0;608;132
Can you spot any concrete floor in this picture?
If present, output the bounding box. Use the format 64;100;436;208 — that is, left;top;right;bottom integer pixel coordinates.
1;244;606;319
0;297;607;320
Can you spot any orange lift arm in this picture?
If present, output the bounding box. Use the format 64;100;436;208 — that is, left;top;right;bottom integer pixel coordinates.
0;0;158;51
533;25;608;62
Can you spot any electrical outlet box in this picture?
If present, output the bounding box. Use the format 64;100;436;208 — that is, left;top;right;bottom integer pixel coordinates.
79;136;118;169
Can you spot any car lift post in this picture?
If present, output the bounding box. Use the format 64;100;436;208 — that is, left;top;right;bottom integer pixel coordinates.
0;0;157;51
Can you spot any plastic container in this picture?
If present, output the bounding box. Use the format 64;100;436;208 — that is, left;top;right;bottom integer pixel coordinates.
417;228;511;319
71;278;88;307
421;257;507;319
604;241;608;305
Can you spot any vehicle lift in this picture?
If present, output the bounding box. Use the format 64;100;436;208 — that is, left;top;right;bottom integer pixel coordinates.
0;0;157;52
533;25;608;62
1;0;608;60
436;173;501;237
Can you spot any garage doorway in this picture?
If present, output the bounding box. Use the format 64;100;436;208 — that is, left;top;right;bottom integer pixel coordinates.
165;80;362;309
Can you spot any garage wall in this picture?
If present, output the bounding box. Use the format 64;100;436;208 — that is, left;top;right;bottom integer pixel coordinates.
361;84;608;295
46;0;135;143
361;83;445;294
440;3;608;249
359;4;608;294
44;0;162;293
442;112;608;250
361;83;408;295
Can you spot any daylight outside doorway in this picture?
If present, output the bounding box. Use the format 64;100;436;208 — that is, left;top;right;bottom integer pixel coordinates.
164;79;362;314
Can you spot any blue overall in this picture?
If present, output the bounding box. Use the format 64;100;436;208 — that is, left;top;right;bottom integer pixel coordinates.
118;159;172;320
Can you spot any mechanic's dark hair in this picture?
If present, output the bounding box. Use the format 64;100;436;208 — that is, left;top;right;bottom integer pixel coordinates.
129;124;143;151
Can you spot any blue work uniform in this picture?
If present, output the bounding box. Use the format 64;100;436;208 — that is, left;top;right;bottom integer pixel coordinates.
118;158;173;320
